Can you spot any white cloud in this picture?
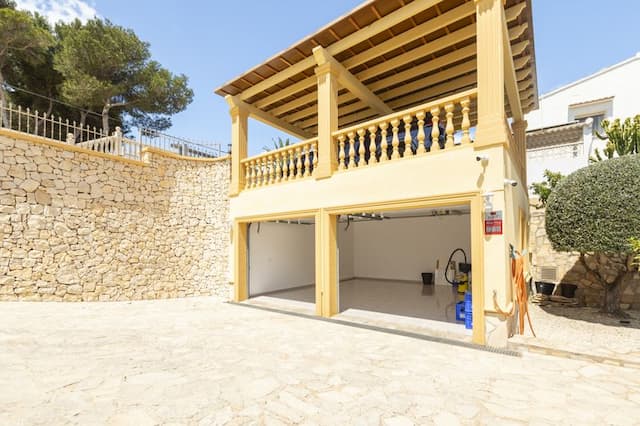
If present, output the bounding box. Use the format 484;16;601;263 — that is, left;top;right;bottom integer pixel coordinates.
15;0;98;23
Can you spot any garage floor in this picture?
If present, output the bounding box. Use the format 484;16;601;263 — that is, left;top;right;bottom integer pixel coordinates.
251;278;464;324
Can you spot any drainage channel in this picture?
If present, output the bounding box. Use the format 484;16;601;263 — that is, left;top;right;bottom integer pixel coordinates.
228;301;521;358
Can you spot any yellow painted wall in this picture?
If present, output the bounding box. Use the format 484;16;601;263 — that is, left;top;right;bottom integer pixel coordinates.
231;145;503;220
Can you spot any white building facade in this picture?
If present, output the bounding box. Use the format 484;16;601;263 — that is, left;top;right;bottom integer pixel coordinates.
525;53;640;185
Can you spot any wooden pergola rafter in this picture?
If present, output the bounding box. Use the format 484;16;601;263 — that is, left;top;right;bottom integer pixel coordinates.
215;0;538;139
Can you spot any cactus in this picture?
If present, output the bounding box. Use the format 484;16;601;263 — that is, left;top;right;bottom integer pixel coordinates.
590;115;640;162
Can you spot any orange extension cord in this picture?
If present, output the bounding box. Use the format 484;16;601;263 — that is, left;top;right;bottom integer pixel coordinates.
493;250;536;337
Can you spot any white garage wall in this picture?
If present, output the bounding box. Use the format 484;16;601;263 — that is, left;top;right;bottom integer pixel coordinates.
248;222;315;296
338;224;354;280
351;215;471;284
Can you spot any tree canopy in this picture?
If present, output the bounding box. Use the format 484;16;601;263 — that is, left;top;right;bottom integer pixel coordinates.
0;9;193;136
54;18;193;135
530;170;564;208
0;7;53;125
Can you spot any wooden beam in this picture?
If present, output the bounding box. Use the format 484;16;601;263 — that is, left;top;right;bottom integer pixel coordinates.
513;54;531;70
272;22;530;122
502;8;523;121
294;58;477;127
329;74;479;129
340;1;475;69
299;53;532;131
230;96;313;140
269;25;477;117
505;1;527;22
511;39;530;56
239;0;443;101
256;1;476;111
516;67;532;81
255;3;525;111
313;46;392;116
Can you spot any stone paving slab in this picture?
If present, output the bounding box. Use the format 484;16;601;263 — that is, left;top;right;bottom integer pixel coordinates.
0;297;639;425
510;303;640;367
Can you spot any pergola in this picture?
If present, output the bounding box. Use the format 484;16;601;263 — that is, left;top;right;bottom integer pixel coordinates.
215;0;537;140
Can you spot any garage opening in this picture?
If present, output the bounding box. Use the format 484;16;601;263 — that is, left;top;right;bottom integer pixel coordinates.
246;218;316;313
336;206;472;330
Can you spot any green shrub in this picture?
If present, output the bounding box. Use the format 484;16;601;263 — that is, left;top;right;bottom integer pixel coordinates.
545;155;640;315
546;155;640;253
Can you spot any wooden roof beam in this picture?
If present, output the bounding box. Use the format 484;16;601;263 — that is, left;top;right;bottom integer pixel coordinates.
301;63;533;131
227;95;313;140
313;46;393;116
255;1;475;111
502;9;523;121
268;26;477;117
271;22;529;121
238;0;444;102
256;2;525;111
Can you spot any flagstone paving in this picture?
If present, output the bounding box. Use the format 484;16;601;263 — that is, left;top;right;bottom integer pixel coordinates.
0;297;639;425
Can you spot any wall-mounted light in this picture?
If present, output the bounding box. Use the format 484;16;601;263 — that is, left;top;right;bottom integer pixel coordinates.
504;179;518;187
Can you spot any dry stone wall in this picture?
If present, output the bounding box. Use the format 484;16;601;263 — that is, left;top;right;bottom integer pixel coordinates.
530;207;640;309
0;132;231;302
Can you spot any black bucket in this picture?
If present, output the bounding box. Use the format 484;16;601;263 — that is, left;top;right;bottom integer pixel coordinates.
421;272;434;285
535;281;555;296
560;283;578;298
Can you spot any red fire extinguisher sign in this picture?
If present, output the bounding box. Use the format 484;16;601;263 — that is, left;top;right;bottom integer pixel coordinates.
484;210;503;235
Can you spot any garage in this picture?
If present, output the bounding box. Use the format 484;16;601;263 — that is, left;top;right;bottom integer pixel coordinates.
245;206;473;332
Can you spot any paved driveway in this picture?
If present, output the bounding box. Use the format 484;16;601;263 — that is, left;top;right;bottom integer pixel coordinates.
0;297;638;425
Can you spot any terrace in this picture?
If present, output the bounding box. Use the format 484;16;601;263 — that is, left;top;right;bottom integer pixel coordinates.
216;0;537;196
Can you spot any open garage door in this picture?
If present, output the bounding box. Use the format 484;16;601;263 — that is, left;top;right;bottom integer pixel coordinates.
336;206;472;327
247;219;316;311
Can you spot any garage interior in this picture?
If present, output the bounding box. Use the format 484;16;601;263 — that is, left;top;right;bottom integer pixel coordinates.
246;206;472;330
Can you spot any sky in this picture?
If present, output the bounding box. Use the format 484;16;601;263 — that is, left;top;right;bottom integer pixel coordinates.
14;0;640;155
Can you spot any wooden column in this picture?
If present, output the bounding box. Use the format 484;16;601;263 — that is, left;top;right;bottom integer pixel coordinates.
474;0;508;145
314;58;339;179
233;221;248;302
226;95;249;196
315;211;338;317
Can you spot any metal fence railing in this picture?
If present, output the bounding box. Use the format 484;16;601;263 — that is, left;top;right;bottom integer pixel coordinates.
0;103;228;161
0;102;105;143
139;128;227;159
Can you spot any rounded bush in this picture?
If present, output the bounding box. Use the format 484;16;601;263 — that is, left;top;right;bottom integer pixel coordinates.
546;155;640;253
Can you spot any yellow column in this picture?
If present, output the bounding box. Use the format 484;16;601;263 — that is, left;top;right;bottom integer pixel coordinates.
314;62;339;179
315;210;338;317
470;196;486;345
474;0;508;145
233;221;248;302
226;96;248;196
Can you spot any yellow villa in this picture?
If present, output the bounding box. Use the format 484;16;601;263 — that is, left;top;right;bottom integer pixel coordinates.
215;0;537;346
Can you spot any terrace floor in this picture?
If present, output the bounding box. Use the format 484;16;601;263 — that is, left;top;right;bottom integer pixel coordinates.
0;297;639;425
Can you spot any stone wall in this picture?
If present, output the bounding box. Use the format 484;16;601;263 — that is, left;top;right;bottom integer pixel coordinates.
0;131;231;301
530;207;640;309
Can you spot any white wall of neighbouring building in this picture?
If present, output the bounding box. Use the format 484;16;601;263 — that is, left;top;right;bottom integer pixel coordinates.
526;53;640;130
525;53;640;184
349;214;471;285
